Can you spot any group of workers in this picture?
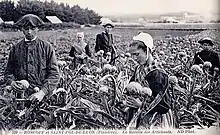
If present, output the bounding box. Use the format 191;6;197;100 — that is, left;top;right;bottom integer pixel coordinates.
2;14;220;128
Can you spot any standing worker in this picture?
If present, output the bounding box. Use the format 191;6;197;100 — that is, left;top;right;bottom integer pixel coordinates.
193;37;220;75
95;19;116;64
69;32;91;69
4;14;60;102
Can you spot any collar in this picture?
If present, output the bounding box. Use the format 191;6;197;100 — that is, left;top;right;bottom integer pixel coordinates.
138;59;160;74
75;41;87;50
25;36;37;42
102;31;111;35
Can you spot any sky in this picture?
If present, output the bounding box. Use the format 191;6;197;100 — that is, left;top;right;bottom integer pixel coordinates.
13;0;219;15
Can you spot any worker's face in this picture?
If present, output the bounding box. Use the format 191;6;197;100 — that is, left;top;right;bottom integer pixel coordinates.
202;43;212;50
22;26;38;40
129;44;148;65
77;36;83;42
104;25;113;33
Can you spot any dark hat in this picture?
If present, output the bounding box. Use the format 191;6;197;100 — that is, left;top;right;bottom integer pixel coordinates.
103;23;114;28
198;37;214;46
14;14;45;27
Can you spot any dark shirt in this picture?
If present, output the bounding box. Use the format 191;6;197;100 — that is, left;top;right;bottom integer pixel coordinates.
124;62;171;124
130;62;171;114
95;32;116;63
193;49;220;75
4;38;60;96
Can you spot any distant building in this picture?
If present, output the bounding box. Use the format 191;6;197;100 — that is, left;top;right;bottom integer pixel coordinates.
183;13;204;23
138;17;145;22
137;17;147;24
161;16;178;23
46;16;62;24
113;22;143;27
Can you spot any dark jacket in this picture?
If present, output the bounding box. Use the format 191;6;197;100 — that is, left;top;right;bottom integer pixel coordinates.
4;38;60;96
193;49;220;75
130;64;171;114
95;32;116;63
69;44;91;58
125;63;171;124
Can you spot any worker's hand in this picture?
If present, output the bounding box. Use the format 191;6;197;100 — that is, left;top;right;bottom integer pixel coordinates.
11;80;30;90
126;96;142;109
11;81;23;90
30;90;46;102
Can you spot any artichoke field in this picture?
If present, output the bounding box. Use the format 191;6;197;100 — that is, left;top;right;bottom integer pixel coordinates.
0;28;220;130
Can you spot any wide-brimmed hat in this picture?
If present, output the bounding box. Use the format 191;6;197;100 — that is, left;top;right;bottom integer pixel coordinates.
133;32;154;51
14;14;45;27
103;23;114;28
198;37;214;46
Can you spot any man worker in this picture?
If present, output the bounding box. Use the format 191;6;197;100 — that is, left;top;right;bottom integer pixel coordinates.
4;14;60;102
193;37;220;76
95;20;116;64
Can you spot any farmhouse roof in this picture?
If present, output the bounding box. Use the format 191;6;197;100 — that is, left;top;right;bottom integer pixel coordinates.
46;16;62;24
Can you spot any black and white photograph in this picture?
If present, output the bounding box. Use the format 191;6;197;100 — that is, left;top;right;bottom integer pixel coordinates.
0;0;219;134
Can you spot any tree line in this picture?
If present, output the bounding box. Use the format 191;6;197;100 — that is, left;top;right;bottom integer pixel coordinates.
0;0;102;25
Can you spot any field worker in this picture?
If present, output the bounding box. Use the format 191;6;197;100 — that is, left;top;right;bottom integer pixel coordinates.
127;32;173;128
193;37;220;75
95;20;116;65
4;14;60;102
69;32;91;69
